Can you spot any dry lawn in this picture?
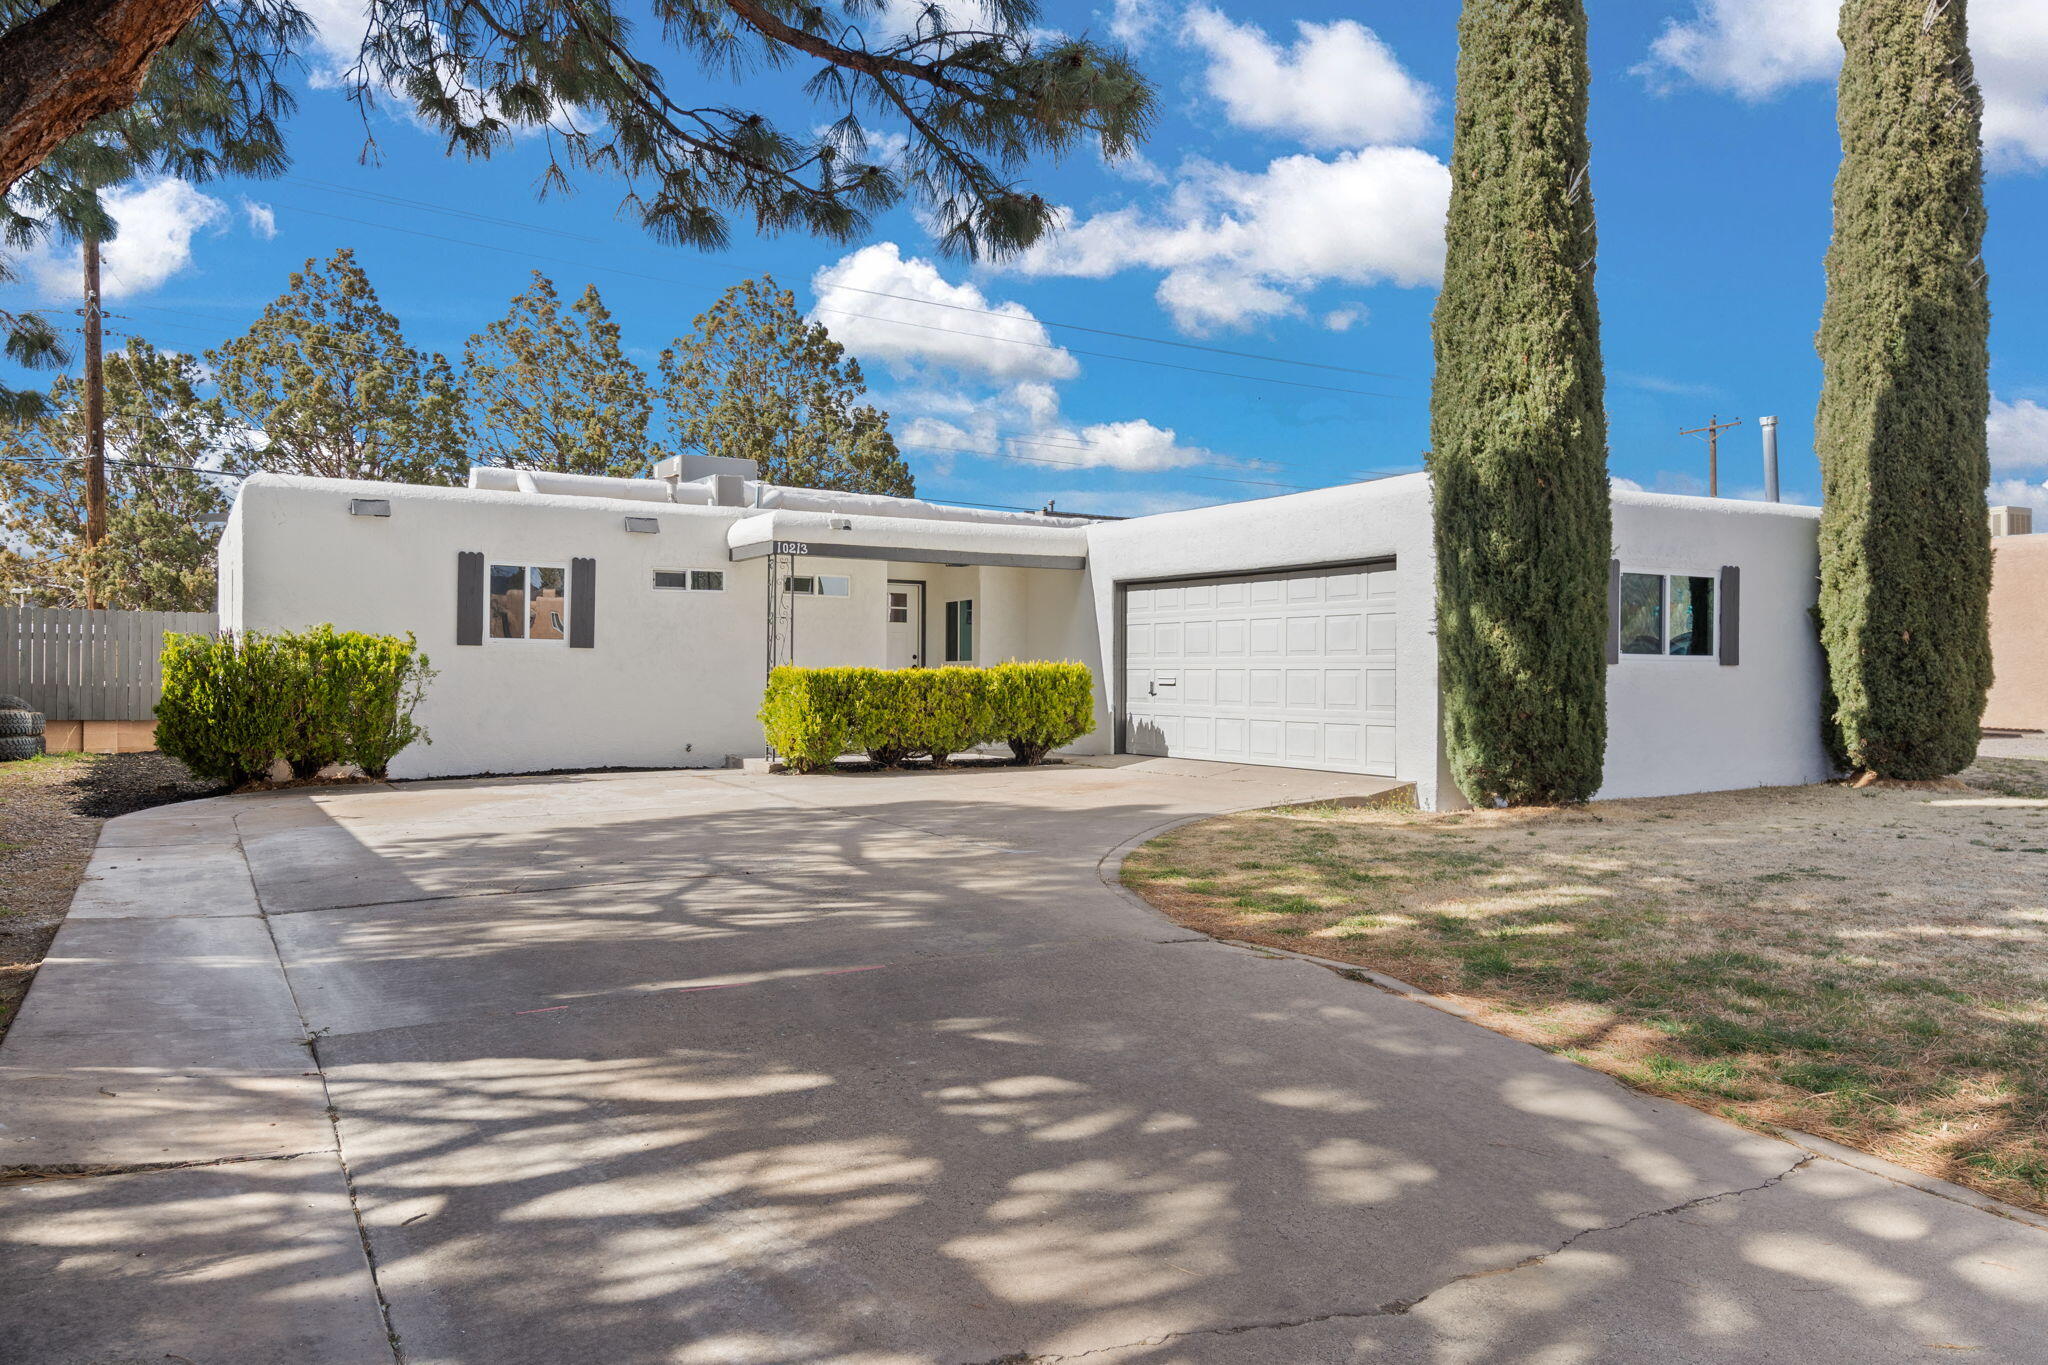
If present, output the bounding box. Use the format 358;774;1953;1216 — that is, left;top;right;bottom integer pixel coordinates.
1122;760;2048;1212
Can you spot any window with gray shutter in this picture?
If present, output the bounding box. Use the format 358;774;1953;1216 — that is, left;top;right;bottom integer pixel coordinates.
569;557;596;648
1719;565;1740;666
456;552;484;646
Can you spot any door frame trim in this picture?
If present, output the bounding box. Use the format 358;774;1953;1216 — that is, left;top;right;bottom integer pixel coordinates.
1113;556;1396;758
887;577;927;668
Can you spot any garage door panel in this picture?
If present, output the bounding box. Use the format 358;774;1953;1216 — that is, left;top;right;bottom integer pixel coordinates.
1123;561;1398;777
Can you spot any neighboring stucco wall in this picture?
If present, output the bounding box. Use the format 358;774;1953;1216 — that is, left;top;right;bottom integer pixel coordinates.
1083;474;1454;808
1987;533;2048;730
1601;492;1834;800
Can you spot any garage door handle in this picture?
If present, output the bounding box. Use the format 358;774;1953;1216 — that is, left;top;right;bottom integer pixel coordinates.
1156;678;1176;687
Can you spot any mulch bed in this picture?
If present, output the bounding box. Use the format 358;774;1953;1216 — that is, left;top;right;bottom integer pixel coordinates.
0;753;223;1044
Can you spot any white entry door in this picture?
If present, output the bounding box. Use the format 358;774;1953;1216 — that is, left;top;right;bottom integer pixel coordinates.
1123;563;1397;775
886;581;926;668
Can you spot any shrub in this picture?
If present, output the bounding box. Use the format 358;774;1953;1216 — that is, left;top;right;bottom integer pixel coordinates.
917;667;994;765
155;626;434;786
758;662;1095;771
759;666;861;773
988;661;1095;764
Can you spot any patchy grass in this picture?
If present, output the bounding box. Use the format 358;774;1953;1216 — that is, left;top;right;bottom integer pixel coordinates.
1123;758;2048;1213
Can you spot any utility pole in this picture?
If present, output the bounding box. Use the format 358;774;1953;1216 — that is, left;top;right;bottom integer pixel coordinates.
81;234;107;610
1680;414;1743;497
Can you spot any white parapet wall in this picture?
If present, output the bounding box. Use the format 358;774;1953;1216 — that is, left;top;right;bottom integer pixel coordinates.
1602;491;1835;800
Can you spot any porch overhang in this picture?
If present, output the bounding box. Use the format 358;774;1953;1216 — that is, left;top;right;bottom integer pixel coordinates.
727;508;1088;571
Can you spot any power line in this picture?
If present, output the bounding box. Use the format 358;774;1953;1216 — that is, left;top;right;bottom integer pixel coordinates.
812;309;1403;400
263;201;1407;403
897;441;1305;491
279;175;1407;380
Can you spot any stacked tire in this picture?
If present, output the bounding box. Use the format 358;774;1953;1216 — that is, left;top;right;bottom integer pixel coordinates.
0;694;45;762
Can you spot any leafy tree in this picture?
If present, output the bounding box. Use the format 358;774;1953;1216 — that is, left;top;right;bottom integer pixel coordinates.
1427;0;1611;807
661;276;914;496
1;1;1154;415
208;249;471;485
0;0;302;417
0;337;238;610
1814;0;1993;780
464;273;664;477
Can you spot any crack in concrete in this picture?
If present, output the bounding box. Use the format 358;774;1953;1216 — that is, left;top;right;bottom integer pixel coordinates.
0;1151;317;1185
961;1155;1816;1364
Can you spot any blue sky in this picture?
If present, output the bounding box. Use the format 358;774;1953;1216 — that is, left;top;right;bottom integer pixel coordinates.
8;0;2048;517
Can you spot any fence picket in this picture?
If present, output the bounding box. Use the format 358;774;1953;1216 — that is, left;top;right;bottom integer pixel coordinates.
0;606;218;721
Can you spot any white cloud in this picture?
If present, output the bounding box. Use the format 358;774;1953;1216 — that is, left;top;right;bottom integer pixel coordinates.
1106;0;1166;48
29;179;227;300
1322;306;1366;332
1988;476;2048;513
811;242;1078;383
1183;7;1434;148
242;199;278;240
1009;148;1449;333
294;0;370;86
897;387;1219;474
1990;396;2048;470
1638;0;2048;169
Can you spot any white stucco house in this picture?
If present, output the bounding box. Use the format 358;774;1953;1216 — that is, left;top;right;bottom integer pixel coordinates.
216;453;1836;807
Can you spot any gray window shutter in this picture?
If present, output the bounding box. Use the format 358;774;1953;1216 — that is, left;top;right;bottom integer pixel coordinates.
1606;559;1622;665
570;557;596;648
456;552;484;646
1719;565;1740;666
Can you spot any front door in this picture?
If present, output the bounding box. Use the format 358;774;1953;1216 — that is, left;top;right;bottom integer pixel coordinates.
886;580;926;668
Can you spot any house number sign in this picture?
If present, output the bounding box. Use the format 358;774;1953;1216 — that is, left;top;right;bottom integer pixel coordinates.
774;541;810;555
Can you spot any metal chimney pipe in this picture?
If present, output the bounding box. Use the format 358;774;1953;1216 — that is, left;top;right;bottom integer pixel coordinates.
1759;415;1781;503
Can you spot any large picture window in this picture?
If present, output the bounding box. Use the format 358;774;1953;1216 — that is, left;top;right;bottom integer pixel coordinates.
1620;572;1716;658
489;563;568;641
945;599;974;662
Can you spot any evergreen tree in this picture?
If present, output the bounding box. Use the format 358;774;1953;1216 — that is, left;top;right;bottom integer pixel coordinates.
661;276;914;497
1;2;1154;415
464;273;663;477
1814;0;1992;780
1427;0;1610;807
208;249;471;485
0;337;239;610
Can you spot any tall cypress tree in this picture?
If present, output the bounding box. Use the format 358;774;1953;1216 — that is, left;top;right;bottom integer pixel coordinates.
1428;0;1610;806
1815;0;1992;780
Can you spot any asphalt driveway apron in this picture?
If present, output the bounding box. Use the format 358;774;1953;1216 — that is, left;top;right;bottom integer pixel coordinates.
3;759;2045;1363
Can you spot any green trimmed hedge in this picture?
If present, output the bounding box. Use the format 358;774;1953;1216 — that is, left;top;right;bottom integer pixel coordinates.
156;626;435;786
759;662;1095;773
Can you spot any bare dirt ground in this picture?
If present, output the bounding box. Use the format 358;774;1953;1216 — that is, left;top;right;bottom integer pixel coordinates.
1123;758;2048;1212
0;753;222;1044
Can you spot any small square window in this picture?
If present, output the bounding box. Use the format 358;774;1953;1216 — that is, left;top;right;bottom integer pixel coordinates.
819;575;850;597
489;562;568;642
1620;571;1717;659
691;570;724;592
787;575;816;595
653;570;691;590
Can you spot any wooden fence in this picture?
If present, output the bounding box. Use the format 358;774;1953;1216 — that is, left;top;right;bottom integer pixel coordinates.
0;607;219;721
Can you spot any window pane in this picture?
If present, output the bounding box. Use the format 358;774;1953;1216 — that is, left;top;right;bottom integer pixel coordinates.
945;601;960;661
820;576;850;598
1620;573;1663;655
787;576;815;595
1669;575;1715;656
889;608;908;623
489;563;525;639
948;599;973;661
691;570;724;592
529;566;566;640
653;570;690;590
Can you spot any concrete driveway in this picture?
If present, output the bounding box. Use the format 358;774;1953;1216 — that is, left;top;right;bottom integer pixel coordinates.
4;758;2045;1364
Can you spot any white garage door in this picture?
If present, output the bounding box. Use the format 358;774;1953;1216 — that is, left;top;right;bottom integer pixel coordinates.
1123;563;1397;775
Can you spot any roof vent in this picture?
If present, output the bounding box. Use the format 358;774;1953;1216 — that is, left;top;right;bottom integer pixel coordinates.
1991;505;2035;537
349;498;391;518
624;516;660;534
711;473;747;507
